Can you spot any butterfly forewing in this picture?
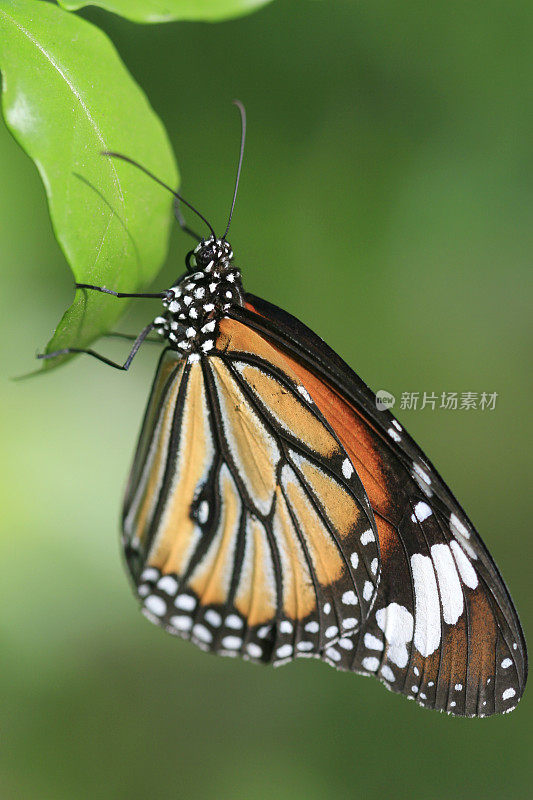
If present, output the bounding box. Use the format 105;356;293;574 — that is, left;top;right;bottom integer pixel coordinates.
122;323;380;665
228;294;527;715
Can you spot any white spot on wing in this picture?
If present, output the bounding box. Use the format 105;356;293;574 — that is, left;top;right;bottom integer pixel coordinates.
342;591;358;605
205;609;222;627
280;621;293;634
325;647;341;662
364;633;384;651
222;636;242;650
192;624;212;643
450;513;470;539
388;427;401;442
450;541;478;589
502;688;516;701
297;385;312;403
430;543;464;625
360;529;375;545
276;644;293;659
170;615;192;631
157;575;178;595
376;603;414;668
141;568;159;582
225;614;243;629
411;554;441;657
362;656;380;672
342;458;354;479
413;463;431;485
381;665;395;682
342;618;357;629
412;501;433;523
144;595;166;617
175;594;196;611
198;500;209;525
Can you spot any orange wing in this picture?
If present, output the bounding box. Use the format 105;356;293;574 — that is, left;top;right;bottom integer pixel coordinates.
230;295;527;716
122;294;526;716
122;329;380;666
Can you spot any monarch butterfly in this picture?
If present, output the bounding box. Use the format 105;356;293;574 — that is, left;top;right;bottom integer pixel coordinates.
41;103;526;717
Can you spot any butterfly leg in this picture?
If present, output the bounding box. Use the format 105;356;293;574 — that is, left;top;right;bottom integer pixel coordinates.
37;322;155;371
102;332;163;344
75;283;167;300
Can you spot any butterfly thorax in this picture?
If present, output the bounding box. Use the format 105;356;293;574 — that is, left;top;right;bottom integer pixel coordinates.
153;236;243;357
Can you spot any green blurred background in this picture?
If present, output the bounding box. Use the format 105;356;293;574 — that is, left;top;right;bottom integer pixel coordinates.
1;1;531;797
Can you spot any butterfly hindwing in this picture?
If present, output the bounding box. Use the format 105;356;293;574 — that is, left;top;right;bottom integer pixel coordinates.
122;328;380;666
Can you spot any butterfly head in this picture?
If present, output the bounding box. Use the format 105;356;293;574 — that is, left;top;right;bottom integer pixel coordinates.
192;236;234;272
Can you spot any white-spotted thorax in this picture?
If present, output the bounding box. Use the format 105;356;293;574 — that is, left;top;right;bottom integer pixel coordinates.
153;236;243;359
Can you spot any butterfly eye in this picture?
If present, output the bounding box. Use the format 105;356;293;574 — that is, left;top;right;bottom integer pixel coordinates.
195;248;213;268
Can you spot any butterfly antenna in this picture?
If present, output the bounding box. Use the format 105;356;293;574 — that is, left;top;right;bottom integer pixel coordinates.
222;100;247;240
101;151;216;240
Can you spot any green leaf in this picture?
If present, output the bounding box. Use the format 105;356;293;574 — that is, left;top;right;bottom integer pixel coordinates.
57;0;274;24
0;0;178;369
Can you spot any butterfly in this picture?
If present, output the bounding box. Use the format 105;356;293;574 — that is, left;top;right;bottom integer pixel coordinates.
41;103;526;717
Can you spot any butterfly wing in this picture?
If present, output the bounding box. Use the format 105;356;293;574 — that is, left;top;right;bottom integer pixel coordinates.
122;338;381;665
221;293;527;716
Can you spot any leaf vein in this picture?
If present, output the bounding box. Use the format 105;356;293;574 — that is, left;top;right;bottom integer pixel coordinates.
0;9;126;213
